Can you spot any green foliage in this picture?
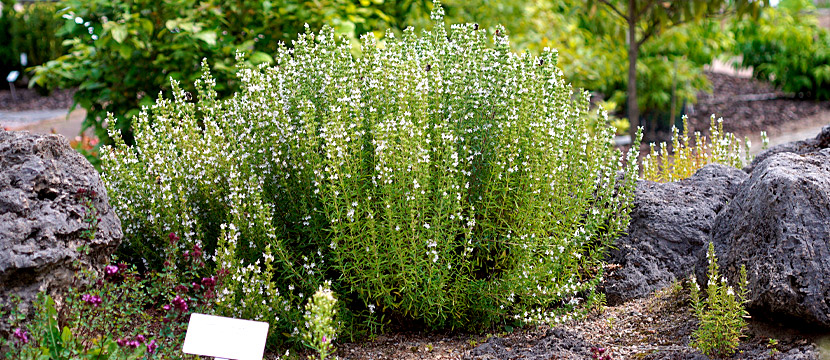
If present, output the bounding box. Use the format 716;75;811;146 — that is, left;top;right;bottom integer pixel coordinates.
585;0;764;139
3;248;225;359
689;243;750;358
0;1;66;82
4;294;143;360
30;0;410;145
641;115;767;182
102;5;642;346
76;188;100;242
732;2;830;99
500;1;729;131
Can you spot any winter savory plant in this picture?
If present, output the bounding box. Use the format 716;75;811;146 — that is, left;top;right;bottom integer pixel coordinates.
101;1;642;347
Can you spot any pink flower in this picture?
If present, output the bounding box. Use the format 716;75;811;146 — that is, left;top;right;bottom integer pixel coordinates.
201;276;216;288
13;328;28;344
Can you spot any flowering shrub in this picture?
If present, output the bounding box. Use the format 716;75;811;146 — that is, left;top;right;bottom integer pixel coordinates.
103;1;641;343
689;243;750;358
641;115;767;182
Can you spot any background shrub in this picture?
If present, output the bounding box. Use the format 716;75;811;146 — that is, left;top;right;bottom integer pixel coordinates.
732;0;830;99
103;4;641;344
0;0;66;86
30;0;415;145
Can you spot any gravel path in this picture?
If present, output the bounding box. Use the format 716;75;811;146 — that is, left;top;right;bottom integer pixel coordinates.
0;88;86;139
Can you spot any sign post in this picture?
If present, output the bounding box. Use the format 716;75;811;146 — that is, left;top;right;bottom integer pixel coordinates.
182;313;269;360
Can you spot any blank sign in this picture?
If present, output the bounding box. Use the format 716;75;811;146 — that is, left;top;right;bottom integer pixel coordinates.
182;313;269;360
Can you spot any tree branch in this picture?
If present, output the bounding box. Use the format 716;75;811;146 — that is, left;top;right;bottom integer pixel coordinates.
637;17;661;47
636;7;737;47
597;0;629;22
637;0;658;16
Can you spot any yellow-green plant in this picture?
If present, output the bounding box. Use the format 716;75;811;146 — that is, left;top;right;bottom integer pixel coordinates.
642;115;768;182
689;243;750;358
301;285;339;360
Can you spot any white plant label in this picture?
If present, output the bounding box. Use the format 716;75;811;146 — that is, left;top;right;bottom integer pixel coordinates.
182;313;269;360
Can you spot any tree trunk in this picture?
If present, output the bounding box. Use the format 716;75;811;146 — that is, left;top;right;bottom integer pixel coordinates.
627;0;639;142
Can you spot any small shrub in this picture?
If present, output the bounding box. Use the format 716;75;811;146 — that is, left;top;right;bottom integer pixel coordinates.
301;285;339;360
641;115;768;182
103;2;642;346
689;243;750;358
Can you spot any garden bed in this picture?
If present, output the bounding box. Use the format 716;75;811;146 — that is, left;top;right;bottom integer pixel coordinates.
333;285;822;359
687;71;830;139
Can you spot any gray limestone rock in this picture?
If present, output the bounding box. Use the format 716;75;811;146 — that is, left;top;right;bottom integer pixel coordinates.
463;328;592;360
601;164;748;305
0;130;122;335
745;125;830;173
703;149;830;327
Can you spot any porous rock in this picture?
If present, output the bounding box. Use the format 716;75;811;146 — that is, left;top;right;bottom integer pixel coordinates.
601;164;748;305
702;149;830;327
0;130;122;335
745;125;830;173
463;328;592;360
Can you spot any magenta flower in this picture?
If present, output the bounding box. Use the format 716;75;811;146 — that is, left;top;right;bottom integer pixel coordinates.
116;338;127;347
169;232;180;245
81;294;102;307
201;276;216;288
146;339;158;354
13;328;28;344
172;295;188;312
105;265;119;275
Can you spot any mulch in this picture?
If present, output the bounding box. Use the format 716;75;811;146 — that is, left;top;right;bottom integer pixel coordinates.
0;87;76;112
686;72;830;138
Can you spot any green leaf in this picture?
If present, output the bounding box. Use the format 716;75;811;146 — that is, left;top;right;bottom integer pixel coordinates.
117;44;132;59
164;19;180;31
139;18;154;35
193;30;217;45
249;51;273;65
112;24;128;43
61;326;73;345
79;81;105;91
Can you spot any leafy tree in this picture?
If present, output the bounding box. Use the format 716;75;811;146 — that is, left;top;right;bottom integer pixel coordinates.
588;0;765;140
